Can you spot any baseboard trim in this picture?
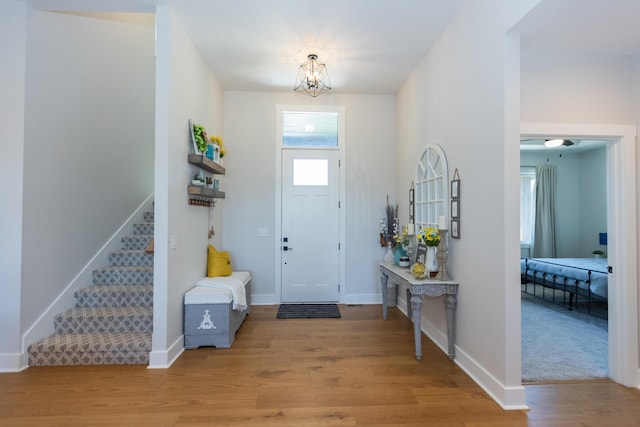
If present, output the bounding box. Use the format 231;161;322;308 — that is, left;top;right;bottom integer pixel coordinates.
453;345;528;410
148;334;184;369
0;352;28;373
395;297;527;409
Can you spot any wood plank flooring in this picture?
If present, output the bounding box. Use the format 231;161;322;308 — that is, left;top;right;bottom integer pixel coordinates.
1;304;639;426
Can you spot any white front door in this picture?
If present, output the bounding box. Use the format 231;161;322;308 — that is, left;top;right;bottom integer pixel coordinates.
281;149;340;302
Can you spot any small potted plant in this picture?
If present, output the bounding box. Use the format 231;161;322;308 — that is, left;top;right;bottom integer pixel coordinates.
592;249;605;258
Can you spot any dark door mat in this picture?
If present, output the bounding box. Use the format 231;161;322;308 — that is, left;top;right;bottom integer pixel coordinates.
276;304;341;319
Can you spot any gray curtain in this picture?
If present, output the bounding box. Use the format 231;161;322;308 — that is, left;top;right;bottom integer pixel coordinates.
532;164;557;257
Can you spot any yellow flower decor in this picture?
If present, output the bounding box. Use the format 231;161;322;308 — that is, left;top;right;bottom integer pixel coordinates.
410;262;426;279
417;226;440;247
210;135;225;158
394;225;410;247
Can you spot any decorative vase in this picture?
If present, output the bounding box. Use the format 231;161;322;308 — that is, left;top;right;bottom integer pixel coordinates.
206;144;214;160
394;245;406;265
426;246;438;277
383;242;394;263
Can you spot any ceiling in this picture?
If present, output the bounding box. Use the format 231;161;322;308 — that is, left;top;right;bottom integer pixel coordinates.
168;0;465;94
22;0;640;94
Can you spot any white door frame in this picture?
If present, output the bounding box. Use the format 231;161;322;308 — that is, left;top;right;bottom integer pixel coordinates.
521;122;639;388
275;105;346;304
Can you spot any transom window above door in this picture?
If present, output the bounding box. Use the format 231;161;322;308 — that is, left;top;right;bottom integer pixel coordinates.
282;111;338;147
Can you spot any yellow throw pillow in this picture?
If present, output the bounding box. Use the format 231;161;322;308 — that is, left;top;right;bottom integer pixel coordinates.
207;244;232;277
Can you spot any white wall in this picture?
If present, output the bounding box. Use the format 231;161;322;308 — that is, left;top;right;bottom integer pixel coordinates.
520;148;606;257
578;148;607;255
519;20;640;390
151;6;224;366
223;92;396;304
635;55;640;340
0;1;27;369
521;52;636;124
396;0;540;409
19;10;155;348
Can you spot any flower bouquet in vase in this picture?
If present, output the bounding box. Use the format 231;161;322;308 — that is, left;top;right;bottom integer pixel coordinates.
417;226;440;277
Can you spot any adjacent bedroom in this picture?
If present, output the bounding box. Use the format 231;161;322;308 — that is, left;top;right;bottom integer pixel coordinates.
519;137;609;383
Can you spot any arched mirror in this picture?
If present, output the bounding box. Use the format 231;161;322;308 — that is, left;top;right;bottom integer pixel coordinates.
415;145;448;229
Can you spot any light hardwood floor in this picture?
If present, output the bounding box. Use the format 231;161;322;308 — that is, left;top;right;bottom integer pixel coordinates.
1;304;639;426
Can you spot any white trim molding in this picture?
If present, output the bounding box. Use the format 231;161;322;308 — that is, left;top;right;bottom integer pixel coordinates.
521;122;638;389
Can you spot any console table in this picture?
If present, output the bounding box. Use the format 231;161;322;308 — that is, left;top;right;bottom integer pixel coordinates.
380;262;458;361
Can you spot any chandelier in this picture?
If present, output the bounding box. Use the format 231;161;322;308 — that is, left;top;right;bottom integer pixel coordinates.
294;54;332;97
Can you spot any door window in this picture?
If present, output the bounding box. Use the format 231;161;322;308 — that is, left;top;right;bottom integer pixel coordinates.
293;159;329;186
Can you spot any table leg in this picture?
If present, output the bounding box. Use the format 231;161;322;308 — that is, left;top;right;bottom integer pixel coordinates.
380;271;389;320
445;294;457;360
410;294;423;361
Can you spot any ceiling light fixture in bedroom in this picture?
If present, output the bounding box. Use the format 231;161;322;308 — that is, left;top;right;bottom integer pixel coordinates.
544;139;574;148
294;54;332;98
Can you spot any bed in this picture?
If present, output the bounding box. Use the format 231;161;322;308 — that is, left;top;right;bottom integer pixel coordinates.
520;257;608;319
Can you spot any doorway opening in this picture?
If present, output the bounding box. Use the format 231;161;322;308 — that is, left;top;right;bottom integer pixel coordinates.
519;136;608;382
519;123;638;387
275;105;346;304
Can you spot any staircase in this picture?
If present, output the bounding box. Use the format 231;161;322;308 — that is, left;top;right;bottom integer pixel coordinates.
28;211;154;366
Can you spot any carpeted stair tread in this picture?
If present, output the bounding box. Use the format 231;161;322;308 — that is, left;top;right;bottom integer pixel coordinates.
28;332;151;366
28;209;154;366
75;284;153;307
133;223;154;235
121;235;153;250
55;306;153;334
92;265;153;286
109;250;153;266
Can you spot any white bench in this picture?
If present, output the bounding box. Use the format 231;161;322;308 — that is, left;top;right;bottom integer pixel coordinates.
184;271;251;349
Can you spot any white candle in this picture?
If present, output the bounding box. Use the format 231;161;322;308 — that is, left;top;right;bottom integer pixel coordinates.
407;224;415;235
438;215;448;230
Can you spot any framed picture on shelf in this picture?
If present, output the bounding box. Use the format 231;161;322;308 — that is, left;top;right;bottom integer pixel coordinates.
189;119;207;155
451;219;460;239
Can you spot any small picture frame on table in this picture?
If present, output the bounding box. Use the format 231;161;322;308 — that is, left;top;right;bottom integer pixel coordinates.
415;243;427;265
451;219;460;239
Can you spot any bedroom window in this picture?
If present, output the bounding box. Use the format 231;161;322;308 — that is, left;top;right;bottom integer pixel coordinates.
520;167;536;245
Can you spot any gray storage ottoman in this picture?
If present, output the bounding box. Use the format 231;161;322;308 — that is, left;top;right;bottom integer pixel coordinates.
184;271;251;349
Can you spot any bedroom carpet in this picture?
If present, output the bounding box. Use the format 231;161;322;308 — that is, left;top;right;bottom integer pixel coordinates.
276;304;341;319
521;292;608;383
